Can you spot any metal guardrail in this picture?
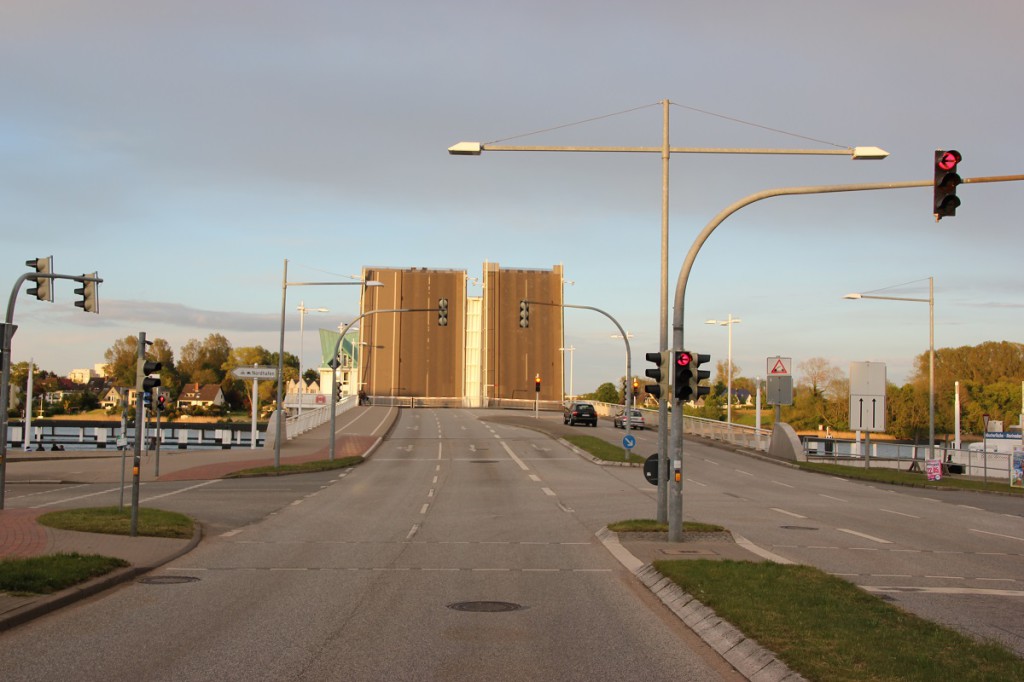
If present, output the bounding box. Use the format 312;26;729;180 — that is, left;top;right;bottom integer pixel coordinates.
588;401;771;452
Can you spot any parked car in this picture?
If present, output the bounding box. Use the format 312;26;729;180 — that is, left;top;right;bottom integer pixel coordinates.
613;409;645;430
563;402;598;427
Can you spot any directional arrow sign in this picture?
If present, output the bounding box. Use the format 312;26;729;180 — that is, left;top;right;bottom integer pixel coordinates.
622;434;637;450
232;366;279;380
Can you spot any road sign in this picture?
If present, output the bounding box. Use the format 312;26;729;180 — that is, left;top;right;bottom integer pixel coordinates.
766;375;793;405
849;361;886;432
232;366;279;380
767;356;792;376
622;434;636;450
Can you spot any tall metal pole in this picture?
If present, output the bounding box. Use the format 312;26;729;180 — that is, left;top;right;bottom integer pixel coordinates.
657;99;670;524
274;259;288;469
130;331;145;537
929;276;935;463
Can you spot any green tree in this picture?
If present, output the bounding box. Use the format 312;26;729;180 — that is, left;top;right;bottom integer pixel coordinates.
591;382;619;404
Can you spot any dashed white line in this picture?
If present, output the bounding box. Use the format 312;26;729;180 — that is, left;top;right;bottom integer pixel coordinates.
880;508;920;519
541;488;556;497
420;504;429;514
839;528;892;544
819;494;847;503
971;528;1024;543
771;508;807;519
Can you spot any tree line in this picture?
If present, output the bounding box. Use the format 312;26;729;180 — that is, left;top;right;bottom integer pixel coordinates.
7;334;305;418
580;341;1024;441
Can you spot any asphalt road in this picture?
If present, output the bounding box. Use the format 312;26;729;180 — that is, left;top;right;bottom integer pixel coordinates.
548;411;1024;657
0;409;742;681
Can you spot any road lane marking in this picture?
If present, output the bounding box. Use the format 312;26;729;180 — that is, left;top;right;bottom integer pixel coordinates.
734;469;754;477
865;586;1024;597
971;528;1024;543
819;494;848;503
500;441;530;471
141;480;221;503
406;524;420;540
838;528;892;544
880;508;920;519
420;504;429;514
541;487;556;496
771;508;807;519
957;504;983;511
771;480;794;488
529;474;541;482
31;485;129;508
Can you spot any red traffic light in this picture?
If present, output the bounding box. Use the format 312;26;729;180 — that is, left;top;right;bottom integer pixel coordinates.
676;352;692;367
936;150;961;171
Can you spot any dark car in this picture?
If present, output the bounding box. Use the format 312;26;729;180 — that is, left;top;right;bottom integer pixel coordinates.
563;402;598;427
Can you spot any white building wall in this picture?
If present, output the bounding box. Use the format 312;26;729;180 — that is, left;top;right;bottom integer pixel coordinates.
464;296;483;407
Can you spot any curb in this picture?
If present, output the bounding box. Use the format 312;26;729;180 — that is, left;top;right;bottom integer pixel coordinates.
596;528;806;682
0;522;203;633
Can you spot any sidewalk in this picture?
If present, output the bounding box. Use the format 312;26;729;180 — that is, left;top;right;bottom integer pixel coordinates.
0;406;399;631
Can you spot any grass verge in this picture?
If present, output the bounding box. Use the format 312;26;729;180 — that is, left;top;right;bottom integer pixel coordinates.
609;518;725;533
564;435;645;464
654;559;1024;681
225;455;363;478
38;507;194;539
0;553;129;595
799;461;1024;495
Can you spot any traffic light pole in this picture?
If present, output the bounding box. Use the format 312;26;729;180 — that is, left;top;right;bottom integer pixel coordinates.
526;301;634;458
663;175;1024;540
131;332;145;537
327;307;433;462
0;270;102;510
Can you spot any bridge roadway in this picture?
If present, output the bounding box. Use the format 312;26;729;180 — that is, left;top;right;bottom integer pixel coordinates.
0;407;744;681
1;406;1022;676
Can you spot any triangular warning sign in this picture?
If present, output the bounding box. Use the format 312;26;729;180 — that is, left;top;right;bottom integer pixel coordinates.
770;358;789;374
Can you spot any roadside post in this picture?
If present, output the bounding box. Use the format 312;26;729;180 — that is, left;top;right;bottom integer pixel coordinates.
232;365;279;449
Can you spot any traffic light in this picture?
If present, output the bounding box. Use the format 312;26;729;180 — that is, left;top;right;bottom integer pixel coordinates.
438;297;448;327
140;359;162;407
691;352;711;401
519;300;530;328
535;374;541;393
632;377;639;397
644;351;668;400
74;272;99;314
156;392;167;411
26;256;54;302
335;382;342;402
673;351;711;402
934;149;962;220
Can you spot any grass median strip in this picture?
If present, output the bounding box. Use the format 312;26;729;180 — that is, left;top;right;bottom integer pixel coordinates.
653;559;1024;681
564;435;645;464
0;553;130;595
225;455;363;477
38;507;194;539
799;461;1024;495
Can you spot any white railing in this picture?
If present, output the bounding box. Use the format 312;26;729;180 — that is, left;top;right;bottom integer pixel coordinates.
284;396;355;440
588;401;771;452
803;438;1015;479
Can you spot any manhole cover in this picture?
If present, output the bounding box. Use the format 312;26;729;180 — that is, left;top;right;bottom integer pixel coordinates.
447;601;524;613
138;575;201;585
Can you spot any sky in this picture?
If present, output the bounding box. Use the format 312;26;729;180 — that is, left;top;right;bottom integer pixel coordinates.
2;1;1022;397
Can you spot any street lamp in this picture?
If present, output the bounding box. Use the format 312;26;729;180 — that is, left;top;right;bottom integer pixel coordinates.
450;100;888;524
274;259;382;469
297;301;329;415
844;277;935;466
558;345;575;402
705;315;742;425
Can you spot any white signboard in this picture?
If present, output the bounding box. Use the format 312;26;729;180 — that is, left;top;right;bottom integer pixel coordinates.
849;361;886;432
232;366;279;380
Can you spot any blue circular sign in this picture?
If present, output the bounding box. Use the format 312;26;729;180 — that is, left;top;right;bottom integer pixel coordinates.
622;434;636;449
